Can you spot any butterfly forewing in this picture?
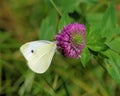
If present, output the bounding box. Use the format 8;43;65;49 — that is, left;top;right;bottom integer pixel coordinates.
20;41;56;73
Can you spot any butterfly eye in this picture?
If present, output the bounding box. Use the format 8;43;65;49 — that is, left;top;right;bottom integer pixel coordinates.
31;50;34;53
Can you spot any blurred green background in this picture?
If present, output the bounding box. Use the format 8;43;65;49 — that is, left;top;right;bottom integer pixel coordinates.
1;0;120;96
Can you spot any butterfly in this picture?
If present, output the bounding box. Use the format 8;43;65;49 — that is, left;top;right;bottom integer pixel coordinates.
20;40;56;74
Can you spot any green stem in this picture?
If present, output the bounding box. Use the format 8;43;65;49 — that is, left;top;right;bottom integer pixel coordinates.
49;0;62;16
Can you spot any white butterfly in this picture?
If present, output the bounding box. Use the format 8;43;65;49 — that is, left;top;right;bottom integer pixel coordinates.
20;40;56;74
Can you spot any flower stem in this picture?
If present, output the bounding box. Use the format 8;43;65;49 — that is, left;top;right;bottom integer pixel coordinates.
49;0;62;16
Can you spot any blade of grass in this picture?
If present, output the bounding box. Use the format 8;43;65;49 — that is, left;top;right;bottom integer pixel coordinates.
49;0;62;16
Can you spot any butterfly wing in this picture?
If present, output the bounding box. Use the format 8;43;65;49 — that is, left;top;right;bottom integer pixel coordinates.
20;41;56;73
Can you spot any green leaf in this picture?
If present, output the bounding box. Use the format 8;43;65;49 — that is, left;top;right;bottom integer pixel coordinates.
39;10;57;40
81;47;90;67
106;37;120;53
87;34;108;52
86;22;109;52
100;3;116;39
58;0;83;12
86;13;103;26
58;12;73;31
103;50;120;84
114;27;120;35
86;28;101;42
87;3;116;48
87;43;108;52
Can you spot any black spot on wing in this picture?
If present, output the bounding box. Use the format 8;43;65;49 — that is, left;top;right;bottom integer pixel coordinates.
31;50;34;53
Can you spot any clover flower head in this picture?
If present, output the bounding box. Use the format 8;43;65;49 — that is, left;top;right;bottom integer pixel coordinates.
55;22;86;58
